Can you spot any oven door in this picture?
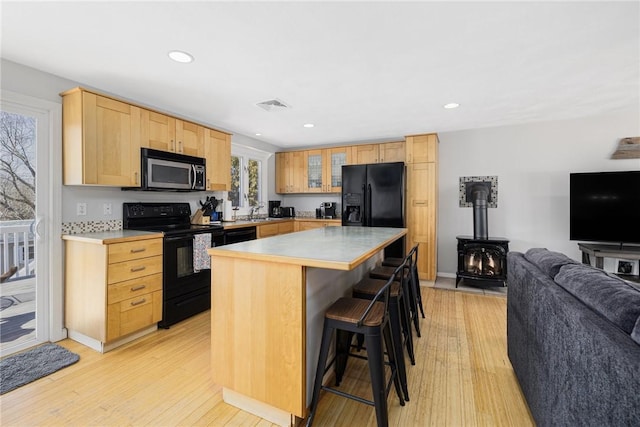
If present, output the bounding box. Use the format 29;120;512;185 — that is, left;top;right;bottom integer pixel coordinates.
163;235;209;299
161;234;211;327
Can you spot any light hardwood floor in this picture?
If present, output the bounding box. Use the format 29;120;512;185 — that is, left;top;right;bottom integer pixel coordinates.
0;286;534;426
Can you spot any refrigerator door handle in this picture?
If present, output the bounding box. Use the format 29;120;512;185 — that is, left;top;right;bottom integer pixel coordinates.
367;183;372;226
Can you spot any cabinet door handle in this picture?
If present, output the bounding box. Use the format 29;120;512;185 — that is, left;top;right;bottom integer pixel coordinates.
171;139;175;152
130;247;146;253
134;172;139;185
178;141;183;152
130;285;146;291
130;266;146;272
130;298;146;306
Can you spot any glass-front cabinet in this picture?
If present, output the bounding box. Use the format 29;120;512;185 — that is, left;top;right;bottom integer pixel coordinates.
304;147;349;193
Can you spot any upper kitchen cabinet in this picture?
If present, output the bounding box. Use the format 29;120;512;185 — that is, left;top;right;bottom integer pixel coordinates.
175;120;203;157
276;151;305;193
140;109;202;157
405;133;438;163
201;128;232;191
304;147;349;193
350;144;379;164
140;109;175;152
62;88;141;187
378;141;405;163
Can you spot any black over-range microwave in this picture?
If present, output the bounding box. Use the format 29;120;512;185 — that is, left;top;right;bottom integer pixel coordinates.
129;148;206;191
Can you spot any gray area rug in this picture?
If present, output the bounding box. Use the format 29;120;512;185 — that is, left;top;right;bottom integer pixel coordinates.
0;342;79;394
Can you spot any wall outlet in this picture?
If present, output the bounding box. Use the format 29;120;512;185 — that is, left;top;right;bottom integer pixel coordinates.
77;202;87;216
103;203;112;215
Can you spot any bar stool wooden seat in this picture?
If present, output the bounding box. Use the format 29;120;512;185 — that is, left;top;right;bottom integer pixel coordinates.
306;266;406;427
352;276;412;398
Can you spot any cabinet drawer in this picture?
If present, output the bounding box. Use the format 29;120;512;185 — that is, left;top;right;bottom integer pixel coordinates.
108;273;162;304
107;290;162;341
108;238;163;264
107;255;162;285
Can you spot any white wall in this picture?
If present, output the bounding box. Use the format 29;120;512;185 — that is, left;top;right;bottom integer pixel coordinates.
437;111;640;276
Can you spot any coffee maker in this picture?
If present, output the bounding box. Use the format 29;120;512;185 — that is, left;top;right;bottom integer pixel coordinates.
316;202;337;219
268;200;282;218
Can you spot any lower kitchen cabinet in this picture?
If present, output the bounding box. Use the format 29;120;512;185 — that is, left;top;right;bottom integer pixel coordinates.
63;232;163;353
257;220;295;238
294;219;341;232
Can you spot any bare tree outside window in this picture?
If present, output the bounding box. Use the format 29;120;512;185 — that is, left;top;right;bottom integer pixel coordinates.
0;111;36;220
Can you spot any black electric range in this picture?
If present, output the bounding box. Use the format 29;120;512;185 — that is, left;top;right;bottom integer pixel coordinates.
123;202;224;328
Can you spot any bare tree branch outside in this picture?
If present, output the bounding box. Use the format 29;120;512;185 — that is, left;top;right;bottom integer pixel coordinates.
0;111;36;220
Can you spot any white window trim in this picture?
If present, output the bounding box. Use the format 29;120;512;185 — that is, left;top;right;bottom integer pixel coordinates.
231;143;270;216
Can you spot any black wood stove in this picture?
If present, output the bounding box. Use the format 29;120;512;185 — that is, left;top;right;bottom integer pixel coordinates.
456;181;509;287
456;235;509;287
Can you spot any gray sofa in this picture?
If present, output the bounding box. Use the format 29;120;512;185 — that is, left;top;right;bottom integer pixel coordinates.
507;248;640;426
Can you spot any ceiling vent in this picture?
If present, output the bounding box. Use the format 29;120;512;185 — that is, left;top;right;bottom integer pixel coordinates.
256;98;291;112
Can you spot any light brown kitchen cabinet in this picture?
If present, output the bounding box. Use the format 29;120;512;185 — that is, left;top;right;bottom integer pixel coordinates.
294;219;341;232
404;133;439;280
350;144;379;164
406;133;438;163
304;147;349;193
201;128;232;191
257;220;295;238
175;120;203;156
63;87;231;189
61;88;142;186
378;141;405;163
63;234;163;352
276;151;305;193
140;109;202;156
140;109;176;152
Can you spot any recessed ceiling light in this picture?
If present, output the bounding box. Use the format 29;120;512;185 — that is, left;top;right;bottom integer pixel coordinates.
168;50;194;63
443;103;460;109
255;133;262;136
303;123;315;128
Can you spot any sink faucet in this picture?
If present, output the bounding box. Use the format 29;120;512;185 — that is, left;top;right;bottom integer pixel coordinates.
248;203;264;220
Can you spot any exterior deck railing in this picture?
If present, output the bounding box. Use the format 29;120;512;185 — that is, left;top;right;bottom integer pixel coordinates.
0;220;35;281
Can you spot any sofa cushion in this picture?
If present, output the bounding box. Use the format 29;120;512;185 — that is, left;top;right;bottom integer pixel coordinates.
555;263;640;335
524;248;578;279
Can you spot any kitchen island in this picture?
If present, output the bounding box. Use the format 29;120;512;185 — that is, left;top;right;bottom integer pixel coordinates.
208;226;407;426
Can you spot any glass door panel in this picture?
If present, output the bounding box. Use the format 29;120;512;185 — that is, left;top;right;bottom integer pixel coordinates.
0;105;47;355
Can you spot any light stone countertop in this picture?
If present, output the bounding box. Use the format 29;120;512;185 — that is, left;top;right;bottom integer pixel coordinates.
61;229;163;244
208;226;406;270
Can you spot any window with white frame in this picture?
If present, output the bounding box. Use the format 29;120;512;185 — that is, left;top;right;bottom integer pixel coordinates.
229;145;269;215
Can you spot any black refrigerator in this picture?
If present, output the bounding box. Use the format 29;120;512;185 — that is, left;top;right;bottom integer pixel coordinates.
342;162;405;258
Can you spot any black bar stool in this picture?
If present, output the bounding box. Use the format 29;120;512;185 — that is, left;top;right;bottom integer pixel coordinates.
352;274;412;399
378;245;424;335
306;265;406;427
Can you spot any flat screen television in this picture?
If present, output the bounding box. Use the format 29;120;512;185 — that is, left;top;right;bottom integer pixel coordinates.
570;171;640;244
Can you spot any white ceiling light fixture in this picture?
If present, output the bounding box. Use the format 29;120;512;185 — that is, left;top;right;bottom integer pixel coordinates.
168;50;194;63
303;123;315;128
444;103;460;109
255;133;262;136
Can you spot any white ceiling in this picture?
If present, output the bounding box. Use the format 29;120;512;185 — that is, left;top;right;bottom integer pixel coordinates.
1;1;638;148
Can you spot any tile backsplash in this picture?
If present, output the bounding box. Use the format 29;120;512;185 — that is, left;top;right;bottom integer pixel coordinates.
62;220;122;234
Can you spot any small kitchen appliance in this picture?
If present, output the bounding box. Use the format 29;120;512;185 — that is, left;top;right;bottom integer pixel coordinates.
319;202;337;219
268;200;282;218
130;148;206;191
281;206;295;218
